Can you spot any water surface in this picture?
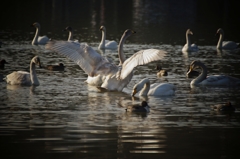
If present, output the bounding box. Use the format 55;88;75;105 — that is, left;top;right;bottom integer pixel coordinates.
1;0;240;159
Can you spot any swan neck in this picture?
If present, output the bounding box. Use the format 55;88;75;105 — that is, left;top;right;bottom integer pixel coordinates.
32;27;40;45
217;33;224;49
30;60;39;85
192;63;207;85
68;30;73;41
118;33;128;65
99;30;106;49
139;79;150;96
186;34;191;46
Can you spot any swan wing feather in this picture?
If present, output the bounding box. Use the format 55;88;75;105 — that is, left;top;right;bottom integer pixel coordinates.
119;49;166;79
45;40;118;76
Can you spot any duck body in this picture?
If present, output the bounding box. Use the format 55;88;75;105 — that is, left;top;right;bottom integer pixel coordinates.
156;64;168;77
182;29;198;52
216;28;239;50
6;56;41;86
98;26;118;50
211;102;235;111
46;29;166;92
32;22;49;45
126;101;150;113
46;63;65;71
188;60;240;87
132;78;176;96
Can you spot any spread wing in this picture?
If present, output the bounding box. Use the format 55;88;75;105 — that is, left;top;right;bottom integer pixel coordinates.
45;40;118;77
119;49;167;79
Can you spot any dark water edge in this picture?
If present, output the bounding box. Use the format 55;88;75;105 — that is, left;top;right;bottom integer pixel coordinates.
1;127;240;159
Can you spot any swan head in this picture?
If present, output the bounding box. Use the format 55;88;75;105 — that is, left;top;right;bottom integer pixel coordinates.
99;26;106;32
132;83;141;96
186;29;193;35
188;60;202;72
216;28;224;35
124;29;136;38
131;78;149;96
32;22;41;28
32;56;42;68
63;26;72;32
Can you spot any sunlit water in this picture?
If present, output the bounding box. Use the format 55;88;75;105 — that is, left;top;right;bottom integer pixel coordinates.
1;41;240;158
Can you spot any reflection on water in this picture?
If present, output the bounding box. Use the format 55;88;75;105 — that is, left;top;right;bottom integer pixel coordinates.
1;42;240;158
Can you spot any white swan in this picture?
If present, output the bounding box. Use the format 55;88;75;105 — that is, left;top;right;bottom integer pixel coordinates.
5;56;41;86
188;60;240;87
32;22;49;45
216;28;239;50
131;78;176;96
182;29;198;52
45;29;167;91
98;26;118;50
62;26;79;43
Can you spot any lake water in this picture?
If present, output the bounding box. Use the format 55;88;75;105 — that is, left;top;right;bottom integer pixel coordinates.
1;0;240;159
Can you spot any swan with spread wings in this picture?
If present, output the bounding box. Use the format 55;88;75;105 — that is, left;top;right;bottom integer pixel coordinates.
45;29;166;91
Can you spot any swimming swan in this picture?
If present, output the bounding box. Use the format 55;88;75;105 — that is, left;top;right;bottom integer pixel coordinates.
131;78;176;96
98;26;118;50
32;22;49;45
5;56;42;86
45;29;166;91
182;29;198;52
216;28;239;50
188;60;240;87
62;26;79;43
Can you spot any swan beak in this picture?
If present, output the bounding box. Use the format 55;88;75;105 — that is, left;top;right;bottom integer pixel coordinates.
99;26;104;31
131;89;137;96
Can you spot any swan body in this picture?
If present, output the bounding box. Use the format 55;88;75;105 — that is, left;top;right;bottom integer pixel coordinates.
98;26;118;50
132;78;176;96
32;22;49;45
182;29;198;52
6;56;41;86
216;28;239;50
46;63;65;71
188;60;240;87
45;29;166;91
125;101;150;113
0;59;9;69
